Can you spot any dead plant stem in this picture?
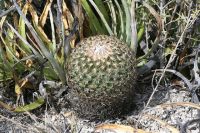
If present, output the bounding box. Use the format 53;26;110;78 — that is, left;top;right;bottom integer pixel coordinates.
137;13;197;126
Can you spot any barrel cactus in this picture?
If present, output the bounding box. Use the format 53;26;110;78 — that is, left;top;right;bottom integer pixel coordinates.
66;35;136;120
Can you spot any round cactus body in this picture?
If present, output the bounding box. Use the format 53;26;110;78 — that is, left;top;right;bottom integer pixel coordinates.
67;35;136;120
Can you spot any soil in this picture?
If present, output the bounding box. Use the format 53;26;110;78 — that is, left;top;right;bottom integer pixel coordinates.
0;81;200;133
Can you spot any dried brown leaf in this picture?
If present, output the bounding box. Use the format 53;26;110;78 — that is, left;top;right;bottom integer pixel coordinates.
62;1;74;35
28;4;51;44
94;124;149;133
144;114;180;133
39;0;53;27
157;102;200;110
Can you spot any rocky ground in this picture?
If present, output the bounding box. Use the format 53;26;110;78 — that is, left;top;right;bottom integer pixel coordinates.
0;80;200;133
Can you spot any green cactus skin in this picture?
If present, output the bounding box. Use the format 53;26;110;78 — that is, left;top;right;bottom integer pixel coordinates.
67;35;136;120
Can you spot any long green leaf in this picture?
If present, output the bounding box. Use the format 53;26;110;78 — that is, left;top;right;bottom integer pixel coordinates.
121;0;131;44
14;97;45;112
113;0;125;40
137;22;145;44
81;0;105;34
7;22;44;62
13;1;66;84
0;42;12;81
94;0;110;23
107;0;117;35
88;0;113;35
18;3;32;54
